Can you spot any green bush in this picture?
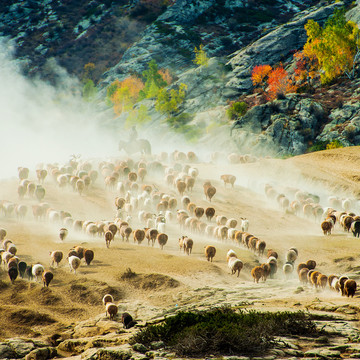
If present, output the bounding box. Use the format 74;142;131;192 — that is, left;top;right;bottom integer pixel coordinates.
227;101;247;120
131;308;319;356
307;139;344;152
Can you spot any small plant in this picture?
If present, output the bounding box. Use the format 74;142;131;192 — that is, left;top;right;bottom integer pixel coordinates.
82;79;97;101
155;83;187;116
121;268;137;280
193;44;209;67
326;139;344;149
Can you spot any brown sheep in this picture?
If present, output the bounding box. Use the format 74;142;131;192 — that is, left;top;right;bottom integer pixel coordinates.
73;246;85;259
205;207;215;222
128;172;137;182
178;236;184;251
106;303;118;320
203;182;216;202
187;202;196;214
36;169;47;184
234;231;243;246
42;271;54;287
251;266;264;283
220;174;236;188
194;207;204;220
306;260;316;270
59;227;68;241
183;237;193;255
255;239;266;256
339;276;349;295
157;233;168;250
181;196;191;209
204;245;216;262
298;268;309;285
115;197;126;210
107;223;118;237
146;228;158;246
317;274;328;289
261;263;271;281
185;176;195;192
310;271;321;287
321;219;333;235
120;225;132;242
105;231;114;248
344;279;357;297
137;168;147;182
176;180;186;196
297;262;307;274
133;229;145;244
50;250;63;267
84;249;94;265
0;228;6;241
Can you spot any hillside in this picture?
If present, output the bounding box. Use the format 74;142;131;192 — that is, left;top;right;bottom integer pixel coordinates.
0;147;360;359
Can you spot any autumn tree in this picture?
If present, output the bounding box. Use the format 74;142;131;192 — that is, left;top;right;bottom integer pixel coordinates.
107;76;144;115
302;8;360;84
83;62;96;82
193;44;209;67
251;64;272;91
83;79;97;101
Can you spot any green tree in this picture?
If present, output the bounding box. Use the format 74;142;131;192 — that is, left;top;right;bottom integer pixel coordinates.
83;79;97;101
155;83;187;116
139;59;167;99
193;44;209;67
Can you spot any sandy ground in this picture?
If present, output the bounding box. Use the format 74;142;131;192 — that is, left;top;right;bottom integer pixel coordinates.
0;146;360;341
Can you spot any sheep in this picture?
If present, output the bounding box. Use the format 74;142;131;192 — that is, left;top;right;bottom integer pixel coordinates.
36;169;47;184
76;179;85;195
25;265;33;280
18;167;29;180
7;244;17;256
106;303;118;320
18;261;27;278
310;271;321;288
351;221;360;237
105;231;114;248
42;271;54;287
157;233;168;250
176;180;186;196
84;249;94;265
328;274;338;290
255;239;266;256
317;274;328;289
338;276;349;295
344;279;357;297
181;196;191;209
306;260;316;270
216;215;227;226
283;262;294;279
204;245;216;262
32;264;45;282
205;207;215;222
226;218;237;229
8;267;18;284
185;176;195;192
133;229;145;244
267;257;278;278
267;249;278;259
261;263;271;281
156;221;166;234
297;262;308;274
251;266;264;283
194;207;204;220
50;250;63;267
0;228;6;241
234;231;243;246
178;236;184;251
68;256;81;274
286;249;298;263
120;225;132;242
35;185;46;202
183;237;193;255
145;228;158;246
228;256;244;277
102;294;114;306
59;228;68;241
121;312;137;329
240;219;249;232
220;174;236;188
227;228;237;242
298;268;309;285
138;168;147;182
321;219;333;235
203;182;216;202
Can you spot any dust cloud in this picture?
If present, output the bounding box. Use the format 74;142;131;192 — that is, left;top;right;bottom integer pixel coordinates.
0;39;118;179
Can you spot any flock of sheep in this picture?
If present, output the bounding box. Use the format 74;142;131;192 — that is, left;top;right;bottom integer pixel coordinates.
0;148;358;316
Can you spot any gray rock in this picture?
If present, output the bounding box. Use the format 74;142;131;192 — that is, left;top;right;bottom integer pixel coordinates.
150;341;165;350
82;345;132;360
8;338;35;358
25;347;57;360
319;349;341;358
132;343;148;354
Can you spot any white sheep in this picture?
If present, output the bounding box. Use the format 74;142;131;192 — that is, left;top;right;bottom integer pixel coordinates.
226;249;237;262
228;257;243;277
283;262;294;279
157;221;166;233
240;219;249;232
68;255;81;274
286;249;298;263
32;264;45;282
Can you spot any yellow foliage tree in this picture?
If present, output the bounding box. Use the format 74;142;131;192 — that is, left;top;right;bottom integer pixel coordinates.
193;44;209;67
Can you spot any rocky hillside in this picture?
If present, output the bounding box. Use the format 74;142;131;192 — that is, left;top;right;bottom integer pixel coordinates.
1;0;360;156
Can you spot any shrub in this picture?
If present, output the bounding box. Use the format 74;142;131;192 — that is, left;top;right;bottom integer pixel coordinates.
227;101;247;120
131;308;319;357
326;139;344;149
